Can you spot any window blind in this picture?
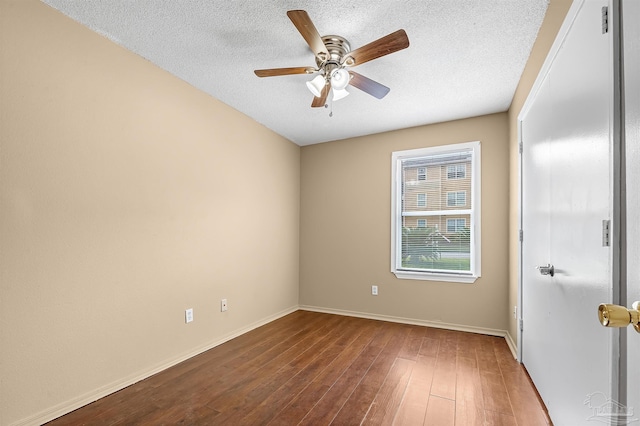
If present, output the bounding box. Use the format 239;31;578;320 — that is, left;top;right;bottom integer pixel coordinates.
399;149;473;274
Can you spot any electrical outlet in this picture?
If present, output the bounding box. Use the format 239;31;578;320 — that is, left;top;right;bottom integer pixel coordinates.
185;308;194;323
513;305;517;319
221;298;228;312
372;285;378;296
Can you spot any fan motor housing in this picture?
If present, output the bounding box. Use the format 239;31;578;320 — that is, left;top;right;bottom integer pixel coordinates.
316;35;351;68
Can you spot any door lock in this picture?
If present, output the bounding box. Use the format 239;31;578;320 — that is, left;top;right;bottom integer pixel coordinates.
536;264;554;277
597;301;640;333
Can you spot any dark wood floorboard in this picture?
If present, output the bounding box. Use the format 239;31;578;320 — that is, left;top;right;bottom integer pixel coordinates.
45;311;551;425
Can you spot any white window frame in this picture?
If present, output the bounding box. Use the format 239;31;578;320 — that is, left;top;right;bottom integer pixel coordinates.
446;191;466;207
391;141;481;283
417;193;426;207
417;219;427;228
446;218;466;233
447;164;466;179
417;167;426;181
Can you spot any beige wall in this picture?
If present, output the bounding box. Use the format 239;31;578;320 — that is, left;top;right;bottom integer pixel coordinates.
0;0;576;423
300;113;509;332
0;1;299;424
507;0;573;343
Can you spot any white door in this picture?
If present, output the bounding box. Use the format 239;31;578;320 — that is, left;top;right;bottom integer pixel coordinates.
623;0;640;418
521;0;616;424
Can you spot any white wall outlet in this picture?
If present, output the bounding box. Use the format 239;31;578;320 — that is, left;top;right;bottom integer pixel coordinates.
221;298;228;312
185;308;194;323
372;285;378;296
513;305;518;319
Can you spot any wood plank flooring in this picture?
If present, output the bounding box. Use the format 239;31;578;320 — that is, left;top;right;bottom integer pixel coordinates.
46;310;551;425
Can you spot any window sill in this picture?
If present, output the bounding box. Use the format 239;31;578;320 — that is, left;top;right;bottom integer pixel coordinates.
392;270;478;283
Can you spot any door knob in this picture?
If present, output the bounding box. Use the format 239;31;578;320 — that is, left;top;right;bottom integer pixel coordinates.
597;301;640;333
536;264;554;277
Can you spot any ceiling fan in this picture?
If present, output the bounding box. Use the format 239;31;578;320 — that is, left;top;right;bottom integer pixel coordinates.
254;10;410;108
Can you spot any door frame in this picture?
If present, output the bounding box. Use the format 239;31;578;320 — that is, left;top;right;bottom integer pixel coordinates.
516;0;625;404
621;0;640;411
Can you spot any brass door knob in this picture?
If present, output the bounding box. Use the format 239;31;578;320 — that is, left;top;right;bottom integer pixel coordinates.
598;301;640;333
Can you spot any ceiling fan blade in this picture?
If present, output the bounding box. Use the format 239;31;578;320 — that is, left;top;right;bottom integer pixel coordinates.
287;10;330;59
346;29;409;67
349;71;390;99
311;83;330;108
254;67;315;77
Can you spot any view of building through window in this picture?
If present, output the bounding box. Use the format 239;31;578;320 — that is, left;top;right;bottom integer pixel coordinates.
399;150;473;273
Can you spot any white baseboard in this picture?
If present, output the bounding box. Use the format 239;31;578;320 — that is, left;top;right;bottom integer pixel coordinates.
13;305;299;426
504;331;518;360
16;305;515;425
299;305;508;338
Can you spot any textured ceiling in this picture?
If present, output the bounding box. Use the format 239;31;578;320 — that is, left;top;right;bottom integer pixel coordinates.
41;0;549;146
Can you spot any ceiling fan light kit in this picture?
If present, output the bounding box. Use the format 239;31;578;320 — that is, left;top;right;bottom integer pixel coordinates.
254;10;409;108
330;68;350;91
306;75;326;98
332;88;350;101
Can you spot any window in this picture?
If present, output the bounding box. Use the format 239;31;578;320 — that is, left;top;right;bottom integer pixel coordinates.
447;164;466;179
447;191;466;207
417;193;426;207
391;141;481;283
447;218;466;233
417;167;426;181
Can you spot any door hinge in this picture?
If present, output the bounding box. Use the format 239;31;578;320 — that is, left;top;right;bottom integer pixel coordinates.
519;318;524;332
519;230;523;242
602;219;611;247
519;142;523;154
602;6;608;34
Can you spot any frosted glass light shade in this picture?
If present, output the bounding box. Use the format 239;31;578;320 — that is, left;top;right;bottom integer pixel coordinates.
332;88;350;101
306;75;326;97
330;68;350;90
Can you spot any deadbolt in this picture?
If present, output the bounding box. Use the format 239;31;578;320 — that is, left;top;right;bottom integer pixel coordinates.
536;264;554;277
597;301;640;333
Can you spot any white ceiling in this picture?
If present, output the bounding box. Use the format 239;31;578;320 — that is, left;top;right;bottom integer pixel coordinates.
41;0;549;146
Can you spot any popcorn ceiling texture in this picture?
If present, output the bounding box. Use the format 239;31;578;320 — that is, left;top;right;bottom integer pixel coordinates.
42;0;549;145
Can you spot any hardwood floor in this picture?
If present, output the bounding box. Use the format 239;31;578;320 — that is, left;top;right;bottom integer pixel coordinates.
46;311;551;425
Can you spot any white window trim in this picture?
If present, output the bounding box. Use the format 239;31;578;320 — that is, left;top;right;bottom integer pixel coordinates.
446;191;466;207
417;167;426;181
446;218;466;233
391;141;481;283
417;193;426;207
447;164;466;179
